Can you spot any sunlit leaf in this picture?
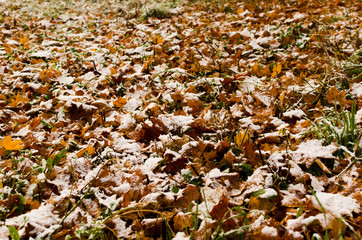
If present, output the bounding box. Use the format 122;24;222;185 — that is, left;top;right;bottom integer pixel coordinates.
0;136;24;151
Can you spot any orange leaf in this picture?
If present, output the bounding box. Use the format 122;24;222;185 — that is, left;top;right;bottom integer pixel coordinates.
260;66;270;76
113;97;127;108
271;64;282;78
0;136;24;151
235;131;249;148
76;145;95;158
9;93;29;108
251;63;259;75
155;34;164;44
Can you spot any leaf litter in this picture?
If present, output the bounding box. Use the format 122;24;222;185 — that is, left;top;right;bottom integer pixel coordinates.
0;0;361;239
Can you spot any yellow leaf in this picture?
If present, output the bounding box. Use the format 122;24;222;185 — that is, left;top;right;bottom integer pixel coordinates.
315;159;332;175
251;63;259;75
235;131;249;148
113;97;127;108
237;8;244;15
279;91;285;104
155;34;164;45
0;136;24;151
19;35;29;45
76;145;95;158
9;93;29;108
271;64;282;78
260;66;270;76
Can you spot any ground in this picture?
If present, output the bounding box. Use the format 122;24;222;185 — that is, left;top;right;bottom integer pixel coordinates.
0;0;361;239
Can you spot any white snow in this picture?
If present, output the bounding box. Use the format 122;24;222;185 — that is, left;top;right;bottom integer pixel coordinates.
261;226;278;237
80;72;96;81
6;39;19;45
30;51;52;58
283;109;306;119
291;139;337;167
356;108;362;124
0;226;9;239
259;188;278;199
308;174;325;192
160;114;194;132
6;204;60;239
141;156;163;173
312;192;360;218
111;132;142;153
173;232;190;240
240;28;253;39
351;83;362;98
56;76;74;85
293;13;306;20
95;192;120;211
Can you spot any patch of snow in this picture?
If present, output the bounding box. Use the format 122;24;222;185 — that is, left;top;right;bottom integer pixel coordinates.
111;132;142;154
312;192;360;218
308;174;325;192
351;83;362;98
173;232;190;240
41;40;61;46
56;76;74;85
230;104;244;118
160;114;194;132
14;124;31;137
239;117;261;133
249;39;263;50
283;109;306;119
80;72;96;81
0;225;9;239
6;204;60;239
270;117;285;127
30;51;52;58
259;188;278;199
240;28;253;39
95;192;120;211
6;39;19;45
250;210;268;228
39;100;53;110
112;218;132;238
356;108;362;124
118;113;136;131
291;139;337;167
293;13;306;20
141;156;163;173
261;226;278;237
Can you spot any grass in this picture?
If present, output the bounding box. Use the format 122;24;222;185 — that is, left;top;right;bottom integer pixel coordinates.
343;47;362;80
307;102;361;159
117;0;176;21
212;206;250;240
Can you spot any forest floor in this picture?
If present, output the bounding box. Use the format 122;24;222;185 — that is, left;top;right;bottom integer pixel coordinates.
0;0;361;239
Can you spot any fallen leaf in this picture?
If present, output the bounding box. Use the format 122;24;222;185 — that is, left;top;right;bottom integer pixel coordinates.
235;131;249;148
271;64;282;78
113;97;127;108
0;136;24;151
9;94;29;108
